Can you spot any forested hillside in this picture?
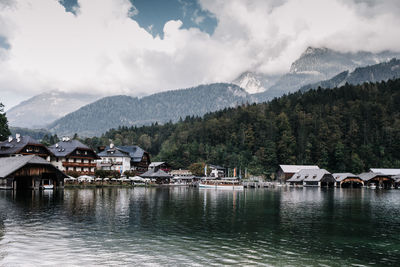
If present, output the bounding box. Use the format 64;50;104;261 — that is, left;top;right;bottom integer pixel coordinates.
48;83;251;137
0;102;11;141
83;79;400;176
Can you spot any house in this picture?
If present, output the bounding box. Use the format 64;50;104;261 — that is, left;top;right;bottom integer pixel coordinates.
0;134;53;160
140;168;172;184
117;145;150;174
48;137;99;176
369;168;400;176
277;165;320;183
287;169;335;187
0;155;67;190
332;173;363;188
358;172;394;188
97;144;150;174
149;162;171;173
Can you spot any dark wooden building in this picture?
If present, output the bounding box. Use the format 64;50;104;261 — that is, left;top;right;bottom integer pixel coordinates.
49;138;99;176
0;134;53;160
0;155;67;190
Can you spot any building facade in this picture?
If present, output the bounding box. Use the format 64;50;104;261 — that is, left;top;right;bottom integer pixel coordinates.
49;138;99;176
97;144;150;175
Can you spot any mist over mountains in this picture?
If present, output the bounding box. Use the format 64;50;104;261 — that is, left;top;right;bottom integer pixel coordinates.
5;47;400;138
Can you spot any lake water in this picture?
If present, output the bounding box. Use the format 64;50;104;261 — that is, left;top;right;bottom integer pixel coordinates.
0;187;400;266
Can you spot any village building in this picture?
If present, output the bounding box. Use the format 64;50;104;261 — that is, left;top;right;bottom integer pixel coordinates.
140;168;172;184
149;162;171;173
0;155;67;190
97;144;150;174
332;173;363;188
0;134;53;160
48;137;99;176
170;169;193;177
277;165;320;183
358;172;394;189
287;169;335;187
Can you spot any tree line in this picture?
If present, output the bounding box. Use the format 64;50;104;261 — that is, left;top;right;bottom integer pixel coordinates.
80;79;400;177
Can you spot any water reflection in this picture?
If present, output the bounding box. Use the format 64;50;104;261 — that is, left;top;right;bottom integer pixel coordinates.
0;188;399;266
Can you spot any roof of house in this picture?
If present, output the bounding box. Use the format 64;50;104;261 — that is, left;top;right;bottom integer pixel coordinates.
149;162;167;167
0;155;67;178
98;147;130;158
358;172;391;181
279;165;320;173
140;169;172;178
0;135;49;156
288;169;331;182
370;168;400;176
49;139;93;157
332;173;360;182
118;146;147;163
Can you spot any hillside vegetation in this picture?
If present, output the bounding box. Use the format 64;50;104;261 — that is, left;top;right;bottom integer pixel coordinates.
82;79;400;176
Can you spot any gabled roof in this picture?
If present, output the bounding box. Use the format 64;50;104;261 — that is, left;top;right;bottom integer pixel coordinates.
140;169;172;178
0;135;50;156
98;146;130;158
0;155;67;178
332;173;360;182
49;139;93;157
370;168;400;176
149;162;168;167
358;172;392;181
288;169;331;182
279;165;320;173
118;146;146;163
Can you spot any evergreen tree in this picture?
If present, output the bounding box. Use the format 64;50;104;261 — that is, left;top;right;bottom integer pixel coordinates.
0;102;11;141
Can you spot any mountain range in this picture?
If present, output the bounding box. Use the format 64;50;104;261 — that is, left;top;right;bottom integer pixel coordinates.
6;91;99;128
47;83;252;137
299;58;400;92
236;47;400;102
6;47;400;138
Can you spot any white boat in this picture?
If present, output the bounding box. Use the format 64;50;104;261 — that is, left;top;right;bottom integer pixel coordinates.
369;183;376;189
199;179;244;190
42;179;54;190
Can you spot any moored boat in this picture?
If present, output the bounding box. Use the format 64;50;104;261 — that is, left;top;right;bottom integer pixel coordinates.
199;179;244;190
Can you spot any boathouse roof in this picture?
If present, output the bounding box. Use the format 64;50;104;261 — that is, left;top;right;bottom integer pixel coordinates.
358;172;391;181
369;168;400;176
288;168;330;182
332;173;359;182
0;155;67;178
279;165;320;173
140;169;172;178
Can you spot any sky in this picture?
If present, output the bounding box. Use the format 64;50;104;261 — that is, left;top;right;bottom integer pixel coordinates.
1;0;400;109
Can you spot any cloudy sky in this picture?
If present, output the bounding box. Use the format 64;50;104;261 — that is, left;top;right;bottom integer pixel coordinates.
1;0;400;109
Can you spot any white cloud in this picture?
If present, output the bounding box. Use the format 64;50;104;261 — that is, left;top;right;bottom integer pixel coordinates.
1;0;400;109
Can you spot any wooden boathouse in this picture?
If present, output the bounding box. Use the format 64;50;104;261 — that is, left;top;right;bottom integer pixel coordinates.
333;173;363;188
358;172;394;189
0;155;67;190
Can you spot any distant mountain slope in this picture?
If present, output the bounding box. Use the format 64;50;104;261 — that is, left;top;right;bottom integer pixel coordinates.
299;58;400;92
48;83;252;137
244;47;400;102
7;91;99;128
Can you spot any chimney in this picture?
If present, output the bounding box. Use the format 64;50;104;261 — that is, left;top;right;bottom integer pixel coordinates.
110;143;114;149
16;133;21;143
55;143;59;148
8;136;13;143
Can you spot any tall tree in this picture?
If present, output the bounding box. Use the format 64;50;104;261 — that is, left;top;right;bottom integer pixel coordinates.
0;102;11;141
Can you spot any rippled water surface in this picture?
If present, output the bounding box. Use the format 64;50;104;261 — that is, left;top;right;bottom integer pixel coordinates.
1;187;400;266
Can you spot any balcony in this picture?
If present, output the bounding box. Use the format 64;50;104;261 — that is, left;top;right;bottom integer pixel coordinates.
62;162;97;168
